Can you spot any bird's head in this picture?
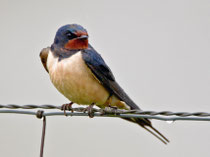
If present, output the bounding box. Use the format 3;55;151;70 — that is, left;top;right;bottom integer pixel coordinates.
53;24;89;50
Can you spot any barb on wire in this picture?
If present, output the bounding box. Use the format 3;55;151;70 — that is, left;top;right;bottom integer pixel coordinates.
0;104;210;121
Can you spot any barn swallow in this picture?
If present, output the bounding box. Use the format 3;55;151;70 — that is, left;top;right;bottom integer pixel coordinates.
40;24;169;144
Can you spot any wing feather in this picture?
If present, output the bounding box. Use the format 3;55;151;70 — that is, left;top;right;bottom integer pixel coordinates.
82;45;140;110
82;45;169;144
40;47;50;73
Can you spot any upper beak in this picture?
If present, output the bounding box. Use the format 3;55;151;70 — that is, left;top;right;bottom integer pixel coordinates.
77;35;88;40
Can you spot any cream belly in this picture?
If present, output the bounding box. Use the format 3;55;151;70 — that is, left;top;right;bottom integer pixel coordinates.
47;50;110;106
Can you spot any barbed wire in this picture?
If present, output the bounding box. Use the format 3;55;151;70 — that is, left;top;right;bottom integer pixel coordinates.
0;104;210;121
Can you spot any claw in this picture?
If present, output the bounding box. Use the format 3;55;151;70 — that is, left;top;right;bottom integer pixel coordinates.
61;102;74;116
83;103;94;118
108;105;118;110
107;105;118;114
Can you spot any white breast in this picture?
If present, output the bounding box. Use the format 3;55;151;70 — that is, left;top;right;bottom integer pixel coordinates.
47;50;110;105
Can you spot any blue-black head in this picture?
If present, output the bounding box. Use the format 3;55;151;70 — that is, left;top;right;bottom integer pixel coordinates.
53;24;89;50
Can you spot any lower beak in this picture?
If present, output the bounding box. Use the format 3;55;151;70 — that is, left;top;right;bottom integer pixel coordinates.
77;35;88;40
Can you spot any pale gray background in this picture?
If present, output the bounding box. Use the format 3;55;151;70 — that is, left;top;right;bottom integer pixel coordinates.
0;0;210;156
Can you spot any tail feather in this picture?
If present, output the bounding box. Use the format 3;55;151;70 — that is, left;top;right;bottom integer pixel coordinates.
148;125;170;143
142;126;168;144
122;117;169;144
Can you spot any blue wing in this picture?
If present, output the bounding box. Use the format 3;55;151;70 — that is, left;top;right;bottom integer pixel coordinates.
81;44;169;144
82;44;140;110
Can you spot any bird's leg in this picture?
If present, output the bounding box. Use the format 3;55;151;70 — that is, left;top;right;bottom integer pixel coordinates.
83;103;95;118
106;97;118;109
104;96;118;114
107;105;118;115
108;105;118;109
108;98;119;114
61;102;74;116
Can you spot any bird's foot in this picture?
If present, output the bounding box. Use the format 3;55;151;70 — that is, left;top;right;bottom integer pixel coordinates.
108;105;118;109
107;105;118;114
83;103;95;118
61;102;74;116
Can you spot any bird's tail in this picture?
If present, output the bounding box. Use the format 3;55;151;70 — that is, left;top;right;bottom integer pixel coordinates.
122;117;169;144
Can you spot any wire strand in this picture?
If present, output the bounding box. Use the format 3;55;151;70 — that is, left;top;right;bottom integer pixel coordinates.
0;104;210;121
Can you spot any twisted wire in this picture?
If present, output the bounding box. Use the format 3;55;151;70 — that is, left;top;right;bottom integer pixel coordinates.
0;104;61;109
0;104;210;118
1;104;209;156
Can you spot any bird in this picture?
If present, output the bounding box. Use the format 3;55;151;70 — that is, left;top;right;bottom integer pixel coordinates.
40;24;169;144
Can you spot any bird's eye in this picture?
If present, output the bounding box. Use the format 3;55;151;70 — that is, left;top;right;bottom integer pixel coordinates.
66;31;77;40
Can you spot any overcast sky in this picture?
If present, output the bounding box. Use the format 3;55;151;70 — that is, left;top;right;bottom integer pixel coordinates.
0;0;210;157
